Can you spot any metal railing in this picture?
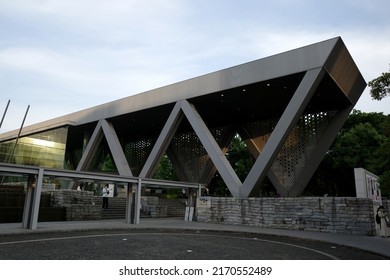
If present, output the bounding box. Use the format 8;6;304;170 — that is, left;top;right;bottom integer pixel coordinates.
0;162;204;230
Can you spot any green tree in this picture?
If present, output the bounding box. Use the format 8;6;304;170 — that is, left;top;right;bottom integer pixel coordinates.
153;154;178;181
368;66;390;100
226;135;254;181
371;139;390;197
325;123;384;196
333;122;385;169
207;135;254;196
208;134;275;196
309;111;390;197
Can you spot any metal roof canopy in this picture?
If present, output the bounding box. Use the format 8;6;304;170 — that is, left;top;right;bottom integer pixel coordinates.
0;37;366;199
0;37;363;141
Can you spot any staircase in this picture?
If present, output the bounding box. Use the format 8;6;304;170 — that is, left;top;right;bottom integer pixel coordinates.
92;196;185;219
92;197;152;219
93;197;126;219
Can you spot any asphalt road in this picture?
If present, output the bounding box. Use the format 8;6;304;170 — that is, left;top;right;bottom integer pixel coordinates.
0;229;387;260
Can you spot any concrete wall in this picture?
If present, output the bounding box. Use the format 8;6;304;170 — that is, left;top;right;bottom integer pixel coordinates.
196;197;376;236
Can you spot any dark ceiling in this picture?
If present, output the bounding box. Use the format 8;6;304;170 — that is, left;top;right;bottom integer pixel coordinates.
67;71;351;144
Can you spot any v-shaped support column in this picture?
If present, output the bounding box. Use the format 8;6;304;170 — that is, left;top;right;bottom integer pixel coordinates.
197;125;236;184
241;68;326;198
76;119;132;176
76;120;105;172
180;100;242;197
101;119;132;176
240;128;285;194
139;102;183;178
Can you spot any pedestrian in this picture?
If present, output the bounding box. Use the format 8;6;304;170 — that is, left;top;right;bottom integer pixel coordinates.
377;206;388;238
102;184;109;209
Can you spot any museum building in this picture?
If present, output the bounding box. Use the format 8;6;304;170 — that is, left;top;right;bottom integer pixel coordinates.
0;37;366;199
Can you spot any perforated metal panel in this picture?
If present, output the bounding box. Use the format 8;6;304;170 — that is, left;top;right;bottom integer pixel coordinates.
124;138;153;176
241;112;334;191
169;127;232;182
271;111;334;188
243;118;278;151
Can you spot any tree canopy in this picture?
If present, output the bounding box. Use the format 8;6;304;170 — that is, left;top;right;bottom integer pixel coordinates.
368;66;390;100
307;110;389;197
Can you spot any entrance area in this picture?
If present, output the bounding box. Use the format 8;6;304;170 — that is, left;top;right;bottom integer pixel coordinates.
0;162;203;230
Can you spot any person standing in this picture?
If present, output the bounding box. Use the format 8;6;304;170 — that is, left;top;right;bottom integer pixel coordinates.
377;206;388;238
102;185;109;209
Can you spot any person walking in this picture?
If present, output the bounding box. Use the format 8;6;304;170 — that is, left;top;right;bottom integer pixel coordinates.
377;206;388;238
102;184;109;209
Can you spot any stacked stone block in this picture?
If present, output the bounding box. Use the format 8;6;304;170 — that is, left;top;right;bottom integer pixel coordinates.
382;198;390;213
141;197;186;218
46;190;101;221
197;197;376;236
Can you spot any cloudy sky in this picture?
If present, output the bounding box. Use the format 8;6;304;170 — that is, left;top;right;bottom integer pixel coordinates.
1;0;389;133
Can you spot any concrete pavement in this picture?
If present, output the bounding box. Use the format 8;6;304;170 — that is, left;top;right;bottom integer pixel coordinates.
0;218;389;258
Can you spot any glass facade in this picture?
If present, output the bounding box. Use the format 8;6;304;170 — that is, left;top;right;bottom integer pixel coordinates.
0;127;68;169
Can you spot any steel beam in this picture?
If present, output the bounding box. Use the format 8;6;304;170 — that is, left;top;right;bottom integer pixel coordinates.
134;179;142;224
198;126;236;185
242;134;286;195
241;68;326;198
76;120;104;171
125;183;135;224
22;174;34;229
180;100;242;197
29;168;44;230
101;119;132;176
139;102;183;178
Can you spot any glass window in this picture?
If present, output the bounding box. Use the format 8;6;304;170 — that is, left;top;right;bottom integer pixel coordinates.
0;127;68;169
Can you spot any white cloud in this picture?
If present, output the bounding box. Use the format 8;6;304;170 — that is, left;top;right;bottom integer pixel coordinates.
1;0;390;134
0;0;187;44
0;47;91;81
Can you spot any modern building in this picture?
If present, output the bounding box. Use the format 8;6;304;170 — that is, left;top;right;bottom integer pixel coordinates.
0;37;366;198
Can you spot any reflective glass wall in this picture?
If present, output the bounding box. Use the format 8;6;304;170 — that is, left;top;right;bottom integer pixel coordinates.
0;127;68;169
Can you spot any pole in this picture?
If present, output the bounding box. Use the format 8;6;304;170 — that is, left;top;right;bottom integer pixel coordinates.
1;104;30;184
0;99;10;129
7;105;30;163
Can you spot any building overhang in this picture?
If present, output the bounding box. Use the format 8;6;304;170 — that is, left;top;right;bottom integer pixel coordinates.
0;37;366;143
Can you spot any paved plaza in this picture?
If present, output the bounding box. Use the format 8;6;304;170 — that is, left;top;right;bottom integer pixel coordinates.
0;218;389;260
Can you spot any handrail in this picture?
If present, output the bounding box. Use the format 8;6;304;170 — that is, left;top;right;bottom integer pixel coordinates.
0;162;204;189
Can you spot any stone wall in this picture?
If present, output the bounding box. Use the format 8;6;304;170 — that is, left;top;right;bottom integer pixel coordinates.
382;198;390;212
44;191;185;220
196;197;376;236
141;197;186;218
48;189;94;204
46;190;101;221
